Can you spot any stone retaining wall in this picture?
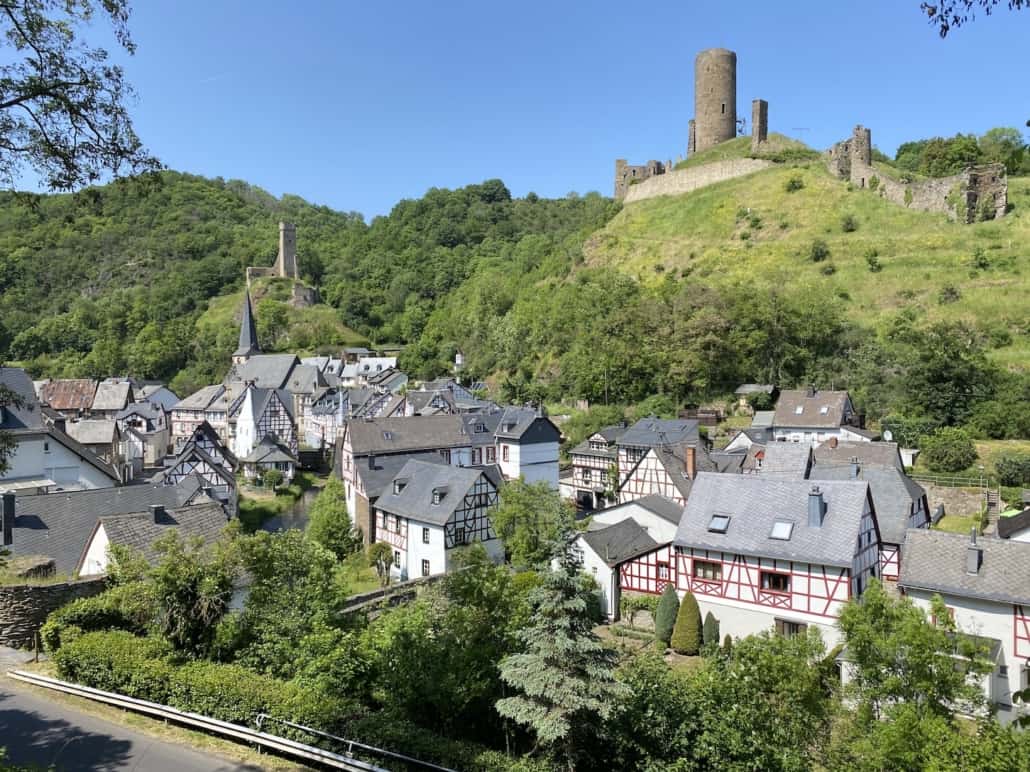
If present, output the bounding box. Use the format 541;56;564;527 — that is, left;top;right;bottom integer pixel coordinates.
622;158;774;204
0;577;107;649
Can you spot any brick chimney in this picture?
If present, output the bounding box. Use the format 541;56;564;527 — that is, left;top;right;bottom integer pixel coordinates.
685;446;696;479
1;491;14;547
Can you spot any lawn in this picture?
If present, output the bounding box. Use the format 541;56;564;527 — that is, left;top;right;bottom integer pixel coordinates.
341;553;381;595
933;513;982;535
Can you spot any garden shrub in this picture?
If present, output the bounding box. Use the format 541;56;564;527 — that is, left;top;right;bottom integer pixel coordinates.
654;584;679;647
996;454;1030;487
920;428;978;473
41;581;153;653
670;592;702;655
702;611;720;652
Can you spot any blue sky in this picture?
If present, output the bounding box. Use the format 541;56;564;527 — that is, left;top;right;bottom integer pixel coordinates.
83;1;1030;217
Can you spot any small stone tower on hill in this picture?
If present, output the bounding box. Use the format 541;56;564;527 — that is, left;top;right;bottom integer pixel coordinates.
275;222;298;279
692;48;737;153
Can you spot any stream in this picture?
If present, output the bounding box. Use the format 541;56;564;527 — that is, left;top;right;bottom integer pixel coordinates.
260;485;321;533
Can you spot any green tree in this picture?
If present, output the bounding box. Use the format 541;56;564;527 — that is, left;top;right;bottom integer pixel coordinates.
149;532;238;657
490;479;573;568
670;591;702;655
979;127;1028;174
367;541;393;586
920;427;978;473
306;475;360;560
0;0;159;190
996;454;1030;487
653;583;679;649
702;611;720;652
495;539;629;770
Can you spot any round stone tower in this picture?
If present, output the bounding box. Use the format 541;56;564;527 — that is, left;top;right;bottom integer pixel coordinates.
693;48;737;153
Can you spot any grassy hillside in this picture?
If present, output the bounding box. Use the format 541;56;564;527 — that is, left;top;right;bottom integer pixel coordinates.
586;162;1030;369
673;133;814;171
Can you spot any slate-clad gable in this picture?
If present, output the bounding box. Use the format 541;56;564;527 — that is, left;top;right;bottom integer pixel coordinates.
374;460;489;526
582;519;659;567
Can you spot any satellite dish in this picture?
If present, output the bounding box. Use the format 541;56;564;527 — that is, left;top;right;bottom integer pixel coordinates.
883;430;893;442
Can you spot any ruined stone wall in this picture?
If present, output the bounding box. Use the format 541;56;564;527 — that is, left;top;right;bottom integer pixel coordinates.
615;158;668;199
622;158;773;204
751;99;768;154
0;577;107;648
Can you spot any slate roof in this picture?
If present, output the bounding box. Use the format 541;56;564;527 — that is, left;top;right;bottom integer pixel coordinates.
245;387;295;422
619;417;699;448
407;390;456;415
173;384;226;411
91;380;133;412
65;419;119;446
809;464;926;546
232;354;300;390
772;389;851;429
135;384;180;410
758;443;813;478
735;384;775;395
632;494;687;525
461;412;502;447
8;478;207;575
709;451;746;474
581;519;659;567
813;441;903;470
570;424;627;460
234;290;260;359
92;502;229;568
674;473;873;568
0;367;43;430
241;435;298;465
153;443;236;488
115;401;165;425
355;451;449;500
286;364;326;396
345;415;470;455
494;406;553;441
374;459;489;526
751;410;775;429
40;379;97;412
899;529;1030;606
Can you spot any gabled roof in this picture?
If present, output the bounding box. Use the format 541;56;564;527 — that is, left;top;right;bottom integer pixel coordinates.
734;383;776;395
751;410;775;429
40;379;97;412
461;412;502;447
154;443;236;488
581;519;659;567
808;463;926;545
632;494;686;525
241;434;298;465
115;400;165;425
899;529;1030;606
814;441;903;470
4;426;121;484
772;389;851;429
758;443;813;479
88;502;229;570
173;384;226;411
494;407;560;444
286;364;326;396
65;419;119;446
232;354;300;390
619;417;699;448
374;459;491;526
234;290;260;359
135;383;180;410
345;415;471;455
407;389;456;415
674;473;874;568
91;380;133;412
0;367;43;430
8;477;207;574
355;451;449;500
709;451;746;474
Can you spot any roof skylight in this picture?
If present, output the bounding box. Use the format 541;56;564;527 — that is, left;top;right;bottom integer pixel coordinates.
770;520;794;540
708;514;731;534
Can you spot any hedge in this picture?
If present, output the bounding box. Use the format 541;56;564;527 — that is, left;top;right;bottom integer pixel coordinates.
53;631;550;772
41;581;153;653
654;584;679;646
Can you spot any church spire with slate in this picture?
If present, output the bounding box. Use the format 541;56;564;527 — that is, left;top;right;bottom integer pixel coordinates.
232;289;260;365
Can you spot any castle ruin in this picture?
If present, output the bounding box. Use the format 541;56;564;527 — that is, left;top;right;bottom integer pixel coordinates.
827;125;1008;223
246;221;299;285
615;48;769;199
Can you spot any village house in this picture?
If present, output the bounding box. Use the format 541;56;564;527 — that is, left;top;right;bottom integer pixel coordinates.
573;495;683;619
670;473;882;646
115;400;170;465
770;388;873;446
372;459;502;580
154;422;237;514
239;435;298;485
170;384;227;447
38;379;97;419
90;378;135;420
133;382;180;412
230;384;297;459
64;419;124;470
493;406;561;489
898;529;1030;723
568;424;627;511
1;368;120;492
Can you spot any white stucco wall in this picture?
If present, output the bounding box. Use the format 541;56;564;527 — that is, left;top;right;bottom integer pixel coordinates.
405;521;447;579
576;538;618;618
79;525;110;577
693;594;841;647
2;435;115;490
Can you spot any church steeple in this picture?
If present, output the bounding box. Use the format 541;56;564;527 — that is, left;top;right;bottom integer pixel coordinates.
232;290;260;365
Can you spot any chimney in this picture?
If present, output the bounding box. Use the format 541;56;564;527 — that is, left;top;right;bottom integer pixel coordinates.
1;491;14;547
807;385;816;398
966;528;983;575
685;446;696;479
201;485;214;500
808;486;825;528
150;504;165;523
850;457;860;479
828;436;838;449
368;453;376;470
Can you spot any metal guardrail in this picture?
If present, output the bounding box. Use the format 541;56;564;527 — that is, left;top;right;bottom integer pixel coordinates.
6;670;387;772
910;473;993;489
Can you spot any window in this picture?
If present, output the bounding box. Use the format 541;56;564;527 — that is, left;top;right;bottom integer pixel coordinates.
794;405;804;415
582;468;593;483
502;445;509;462
486;446;496;463
657;561;670;581
43;441;50;453
393;479;406;495
474;422;486;433
440;449;451;464
820;406;829;415
393;550;401;567
761;571;790;593
472;447;482;465
693;560;722;581
432;489;443;505
708;514;731;534
382;431;393;441
775;619;808;638
421;559;430;577
422;527;430;544
770;520;794;540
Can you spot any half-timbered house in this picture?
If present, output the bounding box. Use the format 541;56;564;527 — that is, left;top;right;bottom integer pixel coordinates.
372;460;502;580
115;400;170;466
899;529;1030;723
617;442;721;506
156;422;237;514
170;384;227;447
671;473;882;646
232;385;297;459
568;424;627;511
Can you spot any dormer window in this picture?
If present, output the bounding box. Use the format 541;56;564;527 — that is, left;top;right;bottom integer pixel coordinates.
382;430;393;440
708;514;731;534
770;520;794;540
794;406;804;415
475;423;486;433
393;479;406;495
819;406;829;415
432;488;444;505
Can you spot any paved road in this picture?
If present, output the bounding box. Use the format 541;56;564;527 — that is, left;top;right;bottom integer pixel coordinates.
0;677;264;771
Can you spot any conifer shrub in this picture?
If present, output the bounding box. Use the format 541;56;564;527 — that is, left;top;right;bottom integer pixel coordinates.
654;584;679;648
702;611;720;652
722;634;733;655
670;592;702;655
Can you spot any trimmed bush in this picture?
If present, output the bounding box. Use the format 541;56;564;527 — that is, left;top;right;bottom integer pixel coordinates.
670;592;701;655
654;584;679;647
921;428;978;473
41;581;153;653
784;174;804;193
53;630;173;700
702;611;720;651
722;634;733;655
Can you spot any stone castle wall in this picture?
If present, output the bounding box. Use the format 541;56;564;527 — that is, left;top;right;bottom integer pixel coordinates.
0;577;107;648
622;158;774;204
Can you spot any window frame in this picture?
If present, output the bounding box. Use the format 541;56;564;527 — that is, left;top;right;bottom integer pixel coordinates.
692;559;722;581
422;527;430;544
761;570;791;594
421;559;430;577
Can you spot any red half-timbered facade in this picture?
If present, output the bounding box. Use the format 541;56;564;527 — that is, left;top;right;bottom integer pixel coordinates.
619;543;676;595
617;446;695;506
